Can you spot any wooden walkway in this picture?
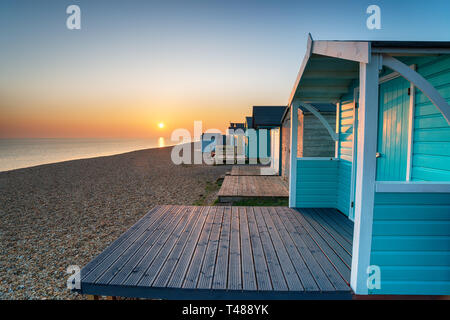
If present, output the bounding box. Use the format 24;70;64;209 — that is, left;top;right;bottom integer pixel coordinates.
218;176;288;202
230;165;276;176
78;206;353;299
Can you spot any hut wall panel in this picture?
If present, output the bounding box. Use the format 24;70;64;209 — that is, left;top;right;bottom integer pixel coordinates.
295;159;338;208
370;192;450;295
409;55;450;181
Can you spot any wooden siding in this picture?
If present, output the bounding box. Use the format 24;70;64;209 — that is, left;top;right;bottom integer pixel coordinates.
338;100;354;162
302;112;336;157
79;205;353;299
296;159;351;219
336;160;352;217
376;76;411;181
296;159;338;208
370;192;450;295
409;55;450;181
281;113;291;181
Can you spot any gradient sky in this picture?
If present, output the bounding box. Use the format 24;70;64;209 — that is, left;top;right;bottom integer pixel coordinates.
1;0;449;138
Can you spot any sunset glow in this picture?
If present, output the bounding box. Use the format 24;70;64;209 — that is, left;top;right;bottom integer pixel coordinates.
158;123;165;129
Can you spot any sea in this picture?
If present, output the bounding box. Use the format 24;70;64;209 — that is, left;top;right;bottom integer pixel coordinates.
0;138;170;172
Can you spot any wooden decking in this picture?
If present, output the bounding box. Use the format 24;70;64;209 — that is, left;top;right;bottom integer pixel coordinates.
78;205;353;299
230;165;277;176
218;176;289;202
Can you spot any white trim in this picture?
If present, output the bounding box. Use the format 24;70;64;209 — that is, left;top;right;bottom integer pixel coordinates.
300;103;338;141
349;87;359;222
406;71;416;181
379;64;415;84
297;157;338;161
289;102;299;208
376;181;450;193
312;40;370;63
350;54;381;295
288;34;313;106
335;102;341;158
382;55;450;124
372;47;450;55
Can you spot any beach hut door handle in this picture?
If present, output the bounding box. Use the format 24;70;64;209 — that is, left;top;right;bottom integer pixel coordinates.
376;152;382;158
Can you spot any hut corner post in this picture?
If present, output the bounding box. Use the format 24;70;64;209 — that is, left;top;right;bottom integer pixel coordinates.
350;54;380;295
288;103;299;208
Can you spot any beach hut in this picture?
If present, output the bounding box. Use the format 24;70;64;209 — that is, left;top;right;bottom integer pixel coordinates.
248;106;286;168
287;35;450;295
227;122;246;162
280;103;336;182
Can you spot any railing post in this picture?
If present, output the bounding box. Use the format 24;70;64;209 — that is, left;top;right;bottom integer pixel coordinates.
289;102;299;208
351;54;381;295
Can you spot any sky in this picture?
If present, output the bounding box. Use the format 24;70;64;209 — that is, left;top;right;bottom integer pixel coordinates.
1;0;449;138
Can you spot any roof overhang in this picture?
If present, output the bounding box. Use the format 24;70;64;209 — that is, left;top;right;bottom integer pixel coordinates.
288;35;450;108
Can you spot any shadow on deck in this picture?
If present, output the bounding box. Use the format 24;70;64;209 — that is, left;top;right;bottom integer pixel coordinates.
78;205;353;299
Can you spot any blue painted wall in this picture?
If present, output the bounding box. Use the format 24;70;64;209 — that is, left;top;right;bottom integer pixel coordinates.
246;128;271;161
295;159;338;208
409;55;450;181
376;76;411;181
337;160;352;217
370;192;450;295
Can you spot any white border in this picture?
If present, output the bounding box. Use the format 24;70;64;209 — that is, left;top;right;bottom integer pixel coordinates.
375;181;450;193
350;54;380;295
288;103;299;208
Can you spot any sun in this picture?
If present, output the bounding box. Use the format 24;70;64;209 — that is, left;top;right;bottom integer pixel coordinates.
158;122;165;129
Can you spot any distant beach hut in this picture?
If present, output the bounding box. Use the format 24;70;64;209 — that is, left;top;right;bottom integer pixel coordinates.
248;106;286;169
201;132;221;153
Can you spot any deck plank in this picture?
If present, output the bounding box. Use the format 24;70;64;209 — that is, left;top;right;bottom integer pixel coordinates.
246;207;272;291
81;206;162;280
122;206;194;286
320;209;354;235
314;209;353;244
218;175;288;200
196;207;224;289
167;207;210;288
182;207;217;289
212;206;232;289
291;209;351;287
276;207;335;292
284;208;349;291
267;207;319;291
310;209;353;251
80;205;354;298
239;207;257;291
301;209;352;264
228;207;242;290
82;205;170;283
100;206;185;285
253;207;288;291
260;207;304;291
135;206;200;287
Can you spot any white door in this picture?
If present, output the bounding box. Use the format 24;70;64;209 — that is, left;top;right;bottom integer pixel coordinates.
270;128;280;174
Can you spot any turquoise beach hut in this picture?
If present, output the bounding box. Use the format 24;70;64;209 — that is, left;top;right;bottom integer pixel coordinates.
287;36;450;295
248;106;286;165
